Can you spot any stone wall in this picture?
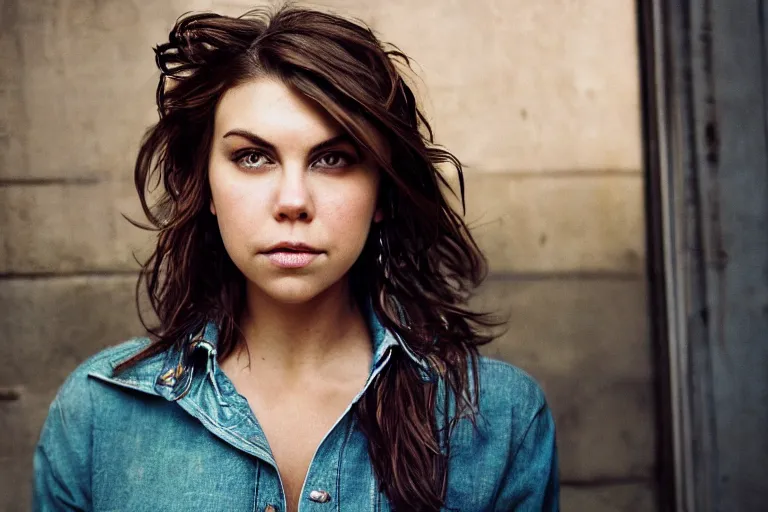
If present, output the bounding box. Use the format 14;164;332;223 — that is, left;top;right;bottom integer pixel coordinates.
0;0;653;509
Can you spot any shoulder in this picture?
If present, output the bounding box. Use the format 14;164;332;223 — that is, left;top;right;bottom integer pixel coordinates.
474;355;548;426
441;356;558;507
35;337;161;503
40;337;163;451
444;355;552;456
50;337;159;411
442;354;550;449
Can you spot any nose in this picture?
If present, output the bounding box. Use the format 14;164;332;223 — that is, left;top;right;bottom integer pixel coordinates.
272;168;314;222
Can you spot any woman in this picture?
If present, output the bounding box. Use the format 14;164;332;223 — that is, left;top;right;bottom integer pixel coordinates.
33;5;558;511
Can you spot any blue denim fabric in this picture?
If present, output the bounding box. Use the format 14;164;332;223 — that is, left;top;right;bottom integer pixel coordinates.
33;310;559;511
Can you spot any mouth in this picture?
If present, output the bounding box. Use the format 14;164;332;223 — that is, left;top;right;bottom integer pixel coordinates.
261;242;323;269
262;241;322;254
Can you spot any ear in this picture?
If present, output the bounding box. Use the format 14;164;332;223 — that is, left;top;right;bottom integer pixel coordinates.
373;208;383;223
209;198;217;216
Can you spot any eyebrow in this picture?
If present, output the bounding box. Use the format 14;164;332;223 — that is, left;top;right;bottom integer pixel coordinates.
222;129;359;157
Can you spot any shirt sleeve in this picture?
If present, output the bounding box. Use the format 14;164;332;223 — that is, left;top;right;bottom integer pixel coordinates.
33;372;94;511
494;402;560;511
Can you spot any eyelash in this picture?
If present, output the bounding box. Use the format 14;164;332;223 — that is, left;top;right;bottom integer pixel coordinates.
231;150;357;170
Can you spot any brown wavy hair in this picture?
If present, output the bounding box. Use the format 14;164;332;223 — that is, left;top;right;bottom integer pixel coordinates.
117;4;499;511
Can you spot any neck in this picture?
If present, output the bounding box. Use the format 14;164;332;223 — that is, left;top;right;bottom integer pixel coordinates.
236;279;371;375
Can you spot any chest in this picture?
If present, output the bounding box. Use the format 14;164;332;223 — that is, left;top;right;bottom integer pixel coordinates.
235;379;365;511
87;377;506;512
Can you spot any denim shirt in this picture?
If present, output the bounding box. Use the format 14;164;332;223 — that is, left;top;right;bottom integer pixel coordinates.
33;310;559;511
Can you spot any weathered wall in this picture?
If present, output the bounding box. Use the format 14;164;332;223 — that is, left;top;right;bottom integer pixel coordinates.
0;0;653;510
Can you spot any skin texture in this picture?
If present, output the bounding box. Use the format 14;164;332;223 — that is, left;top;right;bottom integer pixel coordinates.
207;77;384;512
208;77;382;306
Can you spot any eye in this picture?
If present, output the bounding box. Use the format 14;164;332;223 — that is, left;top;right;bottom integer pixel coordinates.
234;150;271;169
312;152;355;169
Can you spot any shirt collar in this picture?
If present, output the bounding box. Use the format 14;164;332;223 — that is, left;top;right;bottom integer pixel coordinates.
366;303;433;380
146;300;434;399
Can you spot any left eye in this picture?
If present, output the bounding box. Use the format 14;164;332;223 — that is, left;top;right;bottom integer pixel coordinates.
313;153;352;169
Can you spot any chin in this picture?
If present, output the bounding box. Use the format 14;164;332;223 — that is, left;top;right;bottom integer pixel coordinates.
252;275;336;305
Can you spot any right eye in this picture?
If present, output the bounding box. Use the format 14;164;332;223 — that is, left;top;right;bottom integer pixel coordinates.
234;150;271;169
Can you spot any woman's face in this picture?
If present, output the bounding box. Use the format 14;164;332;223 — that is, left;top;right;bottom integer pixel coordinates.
208;77;382;304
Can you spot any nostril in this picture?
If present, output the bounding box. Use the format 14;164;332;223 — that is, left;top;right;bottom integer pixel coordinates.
275;206;310;221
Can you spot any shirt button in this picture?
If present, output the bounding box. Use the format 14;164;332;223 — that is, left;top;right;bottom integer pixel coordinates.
308;489;331;503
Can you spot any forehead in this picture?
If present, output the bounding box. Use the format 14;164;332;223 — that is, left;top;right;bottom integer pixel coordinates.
213;77;343;142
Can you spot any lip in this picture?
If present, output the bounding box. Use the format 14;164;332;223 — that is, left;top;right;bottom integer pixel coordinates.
261;241;323;269
265;251;319;269
263;241;322;254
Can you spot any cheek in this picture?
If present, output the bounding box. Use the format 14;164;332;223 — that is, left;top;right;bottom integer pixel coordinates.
210;180;267;244
322;182;378;238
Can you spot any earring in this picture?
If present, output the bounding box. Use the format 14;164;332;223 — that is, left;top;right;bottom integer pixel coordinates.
377;229;391;279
